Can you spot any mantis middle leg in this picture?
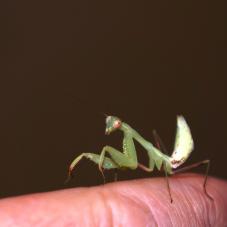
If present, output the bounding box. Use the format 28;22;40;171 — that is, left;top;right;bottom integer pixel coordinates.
163;162;173;203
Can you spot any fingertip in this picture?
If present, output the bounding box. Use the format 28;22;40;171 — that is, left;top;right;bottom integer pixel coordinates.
0;174;227;226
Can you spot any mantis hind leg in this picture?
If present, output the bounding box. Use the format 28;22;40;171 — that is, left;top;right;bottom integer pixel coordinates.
65;153;119;184
152;130;168;155
171;160;213;201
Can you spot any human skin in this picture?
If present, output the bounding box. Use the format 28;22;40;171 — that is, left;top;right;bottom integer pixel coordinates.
0;174;227;227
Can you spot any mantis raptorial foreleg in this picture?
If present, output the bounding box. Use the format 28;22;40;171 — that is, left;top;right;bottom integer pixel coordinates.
99;134;138;174
99;146;137;171
98;145;137;183
65;153;119;183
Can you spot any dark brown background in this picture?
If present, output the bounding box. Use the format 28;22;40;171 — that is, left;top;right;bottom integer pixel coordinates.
0;0;226;198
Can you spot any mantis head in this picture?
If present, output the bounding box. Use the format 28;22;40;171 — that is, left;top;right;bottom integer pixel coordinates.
105;116;122;135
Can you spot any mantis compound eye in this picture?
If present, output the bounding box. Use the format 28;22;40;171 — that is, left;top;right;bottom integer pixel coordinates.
113;120;121;128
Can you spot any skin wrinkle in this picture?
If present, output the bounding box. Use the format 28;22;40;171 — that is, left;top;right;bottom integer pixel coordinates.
115;179;171;227
185;176;218;226
210;194;217;227
168;176;215;227
96;176;220;226
107;175;217;227
0;174;227;226
46;189;91;227
103;189;151;226
178;183;199;227
210;183;225;226
102;189;126;227
181;183;204;226
212;179;227;226
96;189;114;227
148;179;181;227
197;191;212;227
40;191;87;227
168;176;214;227
176;177;201;226
82;188;111;227
119;179;165;226
116;189;159;227
182;177;215;226
147;194;172;227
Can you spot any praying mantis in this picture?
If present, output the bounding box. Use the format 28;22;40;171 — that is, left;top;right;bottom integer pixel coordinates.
66;115;212;202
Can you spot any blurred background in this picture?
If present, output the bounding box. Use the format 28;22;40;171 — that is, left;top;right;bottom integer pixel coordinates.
0;0;226;198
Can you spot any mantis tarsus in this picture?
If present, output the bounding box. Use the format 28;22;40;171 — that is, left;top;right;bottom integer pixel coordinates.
66;115;213;203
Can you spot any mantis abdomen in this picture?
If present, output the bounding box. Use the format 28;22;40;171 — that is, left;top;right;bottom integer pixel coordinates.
170;116;194;169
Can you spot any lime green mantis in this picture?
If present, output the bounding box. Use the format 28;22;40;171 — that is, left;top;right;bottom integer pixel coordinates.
66;115;212;202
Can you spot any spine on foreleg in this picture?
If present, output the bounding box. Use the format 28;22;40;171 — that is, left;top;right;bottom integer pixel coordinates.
170;116;194;169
